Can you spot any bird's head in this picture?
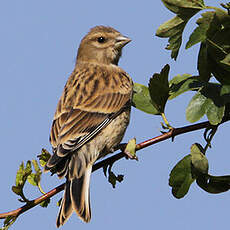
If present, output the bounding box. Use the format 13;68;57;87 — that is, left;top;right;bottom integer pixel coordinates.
76;26;131;65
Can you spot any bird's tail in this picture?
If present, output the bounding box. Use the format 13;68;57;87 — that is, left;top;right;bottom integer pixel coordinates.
56;165;92;227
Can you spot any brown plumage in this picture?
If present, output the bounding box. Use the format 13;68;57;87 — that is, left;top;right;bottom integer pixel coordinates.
45;26;133;227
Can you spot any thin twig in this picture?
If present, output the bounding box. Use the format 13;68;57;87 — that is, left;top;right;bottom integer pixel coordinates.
0;118;229;219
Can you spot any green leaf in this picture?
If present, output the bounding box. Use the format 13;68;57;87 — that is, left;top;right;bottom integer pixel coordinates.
40;198;51;208
206;13;230;84
156;16;188;60
148;65;170;113
186;83;225;125
15;162;25;187
2;216;17;230
27;173;38;186
197;42;211;81
124;138;138;160
38;148;51;167
197;174;230;194
186;11;217;49
161;0;205;17
186;92;207;123
220;85;230;104
27;160;42;186
220;53;230;71
12;161;33;196
169;75;203;99
190;143;208;176
132;83;159;115
169;155;195;199
205;98;225;125
11;186;21;196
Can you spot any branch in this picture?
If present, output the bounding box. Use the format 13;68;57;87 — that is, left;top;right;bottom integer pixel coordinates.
0;118;229;220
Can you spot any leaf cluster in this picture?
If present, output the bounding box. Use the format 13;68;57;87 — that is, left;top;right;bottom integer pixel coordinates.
132;0;230;199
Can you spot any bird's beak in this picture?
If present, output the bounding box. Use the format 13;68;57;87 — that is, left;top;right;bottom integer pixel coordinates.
115;35;132;49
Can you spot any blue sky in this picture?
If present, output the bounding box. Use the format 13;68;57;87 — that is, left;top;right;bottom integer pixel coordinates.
1;1;230;230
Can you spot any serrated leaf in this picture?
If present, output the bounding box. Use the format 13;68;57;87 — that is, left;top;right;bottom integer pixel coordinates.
38;148;51;167
186;11;216;49
132;83;159;115
206;14;230;84
32;160;41;174
169;75;203;99
169;155;195;199
190;143;208;176
27;173;38;186
161;0;205;18
149;65;170;113
27;160;42;186
156;16;188;60
14;161;32;188
25;161;32;174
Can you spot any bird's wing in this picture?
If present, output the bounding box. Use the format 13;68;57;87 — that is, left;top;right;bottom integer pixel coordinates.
49;63;132;158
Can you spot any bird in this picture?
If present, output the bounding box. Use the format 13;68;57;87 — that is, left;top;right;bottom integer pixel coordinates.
44;26;133;227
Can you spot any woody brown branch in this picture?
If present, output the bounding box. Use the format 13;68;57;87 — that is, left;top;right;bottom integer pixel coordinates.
0;117;229;220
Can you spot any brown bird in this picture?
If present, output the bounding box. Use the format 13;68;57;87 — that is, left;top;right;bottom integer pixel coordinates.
44;26;133;227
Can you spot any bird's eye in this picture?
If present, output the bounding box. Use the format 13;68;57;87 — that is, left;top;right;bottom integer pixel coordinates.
97;36;106;43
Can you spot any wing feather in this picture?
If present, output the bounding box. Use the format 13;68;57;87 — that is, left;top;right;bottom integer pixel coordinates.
48;62;132;169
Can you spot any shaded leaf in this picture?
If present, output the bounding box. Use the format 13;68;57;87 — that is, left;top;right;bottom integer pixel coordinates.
220;53;230;71
156;16;188;59
197;42;211;81
38;148;51;167
186;11;217;49
197;174;230;194
169;75;203;99
190;143;208;176
206;16;230;84
2;216;17;230
220;85;230;104
40;198;50;208
186;83;225;125
169;155;195;199
162;0;205;17
132;83;159;115
148;65;170;113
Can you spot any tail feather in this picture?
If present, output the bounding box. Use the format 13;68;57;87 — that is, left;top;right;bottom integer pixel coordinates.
56;165;92;227
56;180;73;227
71;166;92;222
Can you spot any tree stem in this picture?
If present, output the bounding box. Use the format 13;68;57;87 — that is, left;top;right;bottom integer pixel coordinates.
0;117;229;220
